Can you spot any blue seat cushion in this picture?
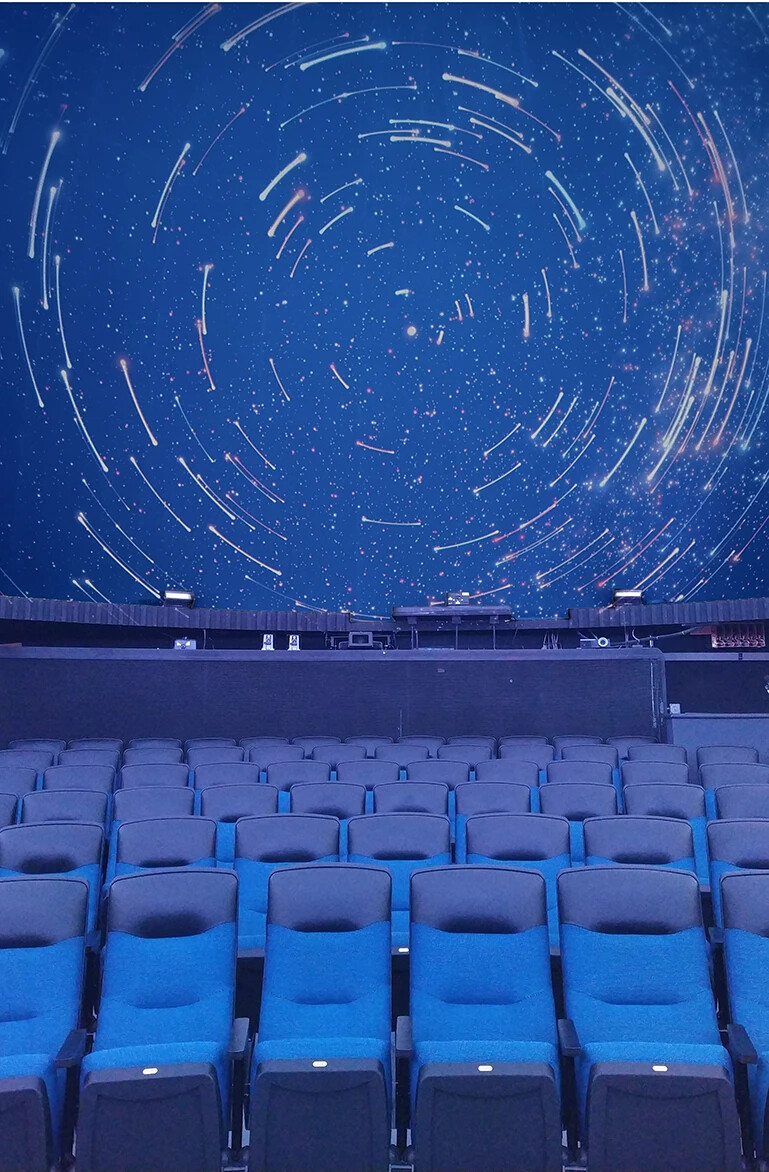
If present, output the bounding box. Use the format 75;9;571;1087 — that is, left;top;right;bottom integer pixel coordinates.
82;1040;229;1122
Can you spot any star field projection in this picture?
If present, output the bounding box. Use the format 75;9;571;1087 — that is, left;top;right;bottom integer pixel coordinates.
2;3;769;617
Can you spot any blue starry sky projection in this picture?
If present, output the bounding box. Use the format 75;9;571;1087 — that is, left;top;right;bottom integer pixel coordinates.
1;2;769;618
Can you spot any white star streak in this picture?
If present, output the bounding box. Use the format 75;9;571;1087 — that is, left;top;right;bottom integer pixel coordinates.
259;152;307;201
221;3;306;52
319;206;353;235
320;177;363;203
201;264;213;334
550;434;596;488
129;457;192;533
233;421;276;469
454;205;490;231
28;129;60;259
544;170;586;231
330;364;350;389
356;441;396;455
174;394;216;462
299;42;387;70
553;213;578;268
531;391;563;439
543;396;578;447
434;529;499;552
119;360;158;447
599;417;647;487
522;292;531;339
178;456;236;520
12;287;44;409
279;85;417;131
151;143;190;230
367;241;394;256
208;526;282;576
61;370;108;472
538;534;615;588
77;513;160;598
472;464;521;494
289;238;312;279
537;528;612;581
494;518;573;566
484;425;520;458
276;214;304;259
630;210;649;291
269;358;291;401
469;116;531;153
54;256;73;370
541;268;552;318
361;517;422;526
40;182;58;309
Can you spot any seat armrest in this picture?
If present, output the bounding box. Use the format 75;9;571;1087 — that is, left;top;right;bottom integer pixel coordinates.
55;1029;88;1069
229;1017;250;1061
708;926;724;947
395;1016;413;1060
728;1023;758;1065
558;1018;581;1058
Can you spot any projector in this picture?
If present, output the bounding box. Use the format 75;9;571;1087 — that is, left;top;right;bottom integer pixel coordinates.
580;636;611;649
446;591;471;606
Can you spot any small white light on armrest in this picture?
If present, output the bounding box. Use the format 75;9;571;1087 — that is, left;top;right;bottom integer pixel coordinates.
478;1065;493;1072
312;1060;328;1068
142;1068;158;1076
652;1065;668;1073
397;947;409;954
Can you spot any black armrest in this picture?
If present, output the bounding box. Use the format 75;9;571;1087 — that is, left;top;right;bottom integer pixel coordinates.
85;928;101;953
395;1016;413;1060
229;1018;250;1061
55;1029;88;1070
708;926;724;947
728;1023;758;1065
558;1018;581;1058
237;947;265;961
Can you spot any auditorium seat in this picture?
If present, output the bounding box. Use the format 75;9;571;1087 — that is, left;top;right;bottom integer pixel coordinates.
583;815;696;873
700;762;769;790
465;814;570;948
240;736;289;751
499;743;554;770
0;749;53;772
68;739;123;752
344;735;393;756
20;789;108;826
185;737;238;751
721;871;769;1161
248;745;304;772
620;760;690;787
499;735;550;746
398;735;445;757
373;782;449;817
454;783;531;861
113;786;195;824
337;759;400;788
58;749;120;770
122;747;183;766
112;817;216;880
0;876;88;1172
43;765;115;794
187;746;245;768
249;864;392;1172
538;783;617;863
406;759;470;788
623;783;709;884
233;814;340;953
0;793;16;827
200;784;279;863
697;745;759;766
0;766;37;796
437;745;493;767
715;784;769;820
606;735;657;757
627;743;688;764
552;735;602;754
347;813;451;949
265;761;331;794
707;820;769;925
475;759;540;789
447;734;497;750
193;762;260;790
310;744;367;768
404;866;561;1172
77;869;242;1172
0;822;103;930
9;738;66;753
546;760;613;786
118;762;189;789
558;866;742;1171
291;735;341;755
376;744;430;769
289;781;366;821
562;743;619;768
127;738;182;750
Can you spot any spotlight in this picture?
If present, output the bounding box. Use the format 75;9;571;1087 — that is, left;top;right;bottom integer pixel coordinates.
288;635;300;651
446;591;471;606
611;588;645;607
162;588;194;608
261;634;275;651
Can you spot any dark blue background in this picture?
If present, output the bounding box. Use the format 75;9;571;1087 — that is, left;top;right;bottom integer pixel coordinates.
1;2;768;617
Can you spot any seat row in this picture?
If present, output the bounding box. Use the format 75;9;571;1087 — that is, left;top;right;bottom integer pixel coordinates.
4;862;769;1172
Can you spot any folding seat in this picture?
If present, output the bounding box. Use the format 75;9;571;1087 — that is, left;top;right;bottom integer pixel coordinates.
8;738;66;753
621;760;689;787
77;869;243;1172
127;738;181;750
437;745;493;767
721;871;769;1161
68;739;122;752
111;817;216;881
344;735;393;757
0;822;103;930
499;735;550;746
121;747;183;766
499;743;554;770
291;735;341;756
118;762;189;789
0;793;16;827
546;760;613;786
347;813;451;948
337;759;400;788
185;737;238;751
290;781;366;821
199;784;279;863
475;758;539;788
398;735;445;757
697;745;759;766
193;762;260;790
373;782;449;817
623;782;709;884
538;782;617;863
249;864;392;1172
112;786;195;824
375;744;429;769
627;743;688;763
0;875;88;1172
583;815;696;875
310;744;367;768
465;814;570;948
403;866;561;1172
43;765;115;794
406;759;470;788
707;820;769;925
606;735;656;758
240;737;289;750
248;744;304;772
700;762;769;790
0;766;37;797
552;734;602;755
20;789;107;826
715;784;769;820
558;866;742;1172
454;782;531;861
58;749;120;770
265;760;330;794
233;814;340;952
0;749;53;772
446;735;497;751
187;746;245;768
562;744;619;768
